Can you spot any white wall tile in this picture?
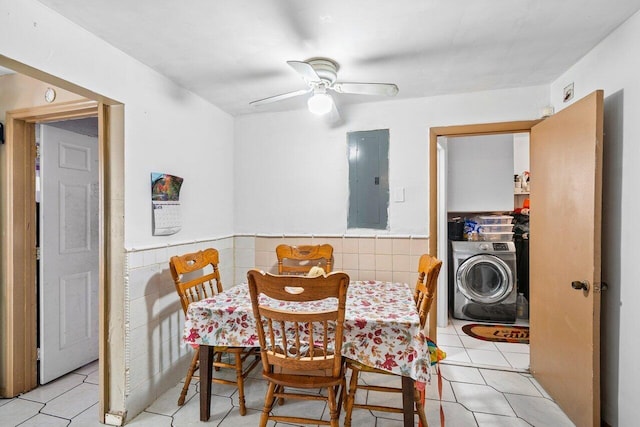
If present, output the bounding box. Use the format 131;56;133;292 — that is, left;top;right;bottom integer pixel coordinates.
234;248;255;268
128;265;163;300
234;236;255;249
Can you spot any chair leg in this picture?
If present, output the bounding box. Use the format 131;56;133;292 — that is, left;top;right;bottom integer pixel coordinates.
233;351;247;416
336;378;345;417
178;350;199;406
327;385;339;427
214;351;223;371
415;388;429;427
343;366;360;427
260;381;277;427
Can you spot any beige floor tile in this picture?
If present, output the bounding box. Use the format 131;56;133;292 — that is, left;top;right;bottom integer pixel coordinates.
145;382;196;416
439;345;471;364
171;392;233;426
18;413;69;427
39;383;98;419
426;399;476;427
70;402;102;426
479;369;542;396
20;373;85;403
451;382;515;416
0;399;44;426
505;393;575;426
475;412;531;426
124;411;173;427
436;333;464;348
502;351;530;371
466;349;511;368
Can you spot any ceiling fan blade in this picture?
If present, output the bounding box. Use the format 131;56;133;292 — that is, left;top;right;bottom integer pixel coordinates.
287;61;322;83
249;88;311;107
332;82;399;96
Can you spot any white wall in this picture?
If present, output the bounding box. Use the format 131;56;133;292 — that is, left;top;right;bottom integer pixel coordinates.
1;0;236;419
549;9;640;426
0;0;236;249
234;86;549;236
446;134;514;212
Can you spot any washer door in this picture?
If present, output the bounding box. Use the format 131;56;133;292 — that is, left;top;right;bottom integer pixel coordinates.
456;254;514;304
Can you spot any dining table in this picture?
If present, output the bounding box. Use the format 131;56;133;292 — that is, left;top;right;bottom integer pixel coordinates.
183;279;435;426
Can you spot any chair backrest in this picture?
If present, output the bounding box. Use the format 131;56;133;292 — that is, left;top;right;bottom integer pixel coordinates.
275;244;334;275
414;254;443;329
169;248;223;315
246;269;350;378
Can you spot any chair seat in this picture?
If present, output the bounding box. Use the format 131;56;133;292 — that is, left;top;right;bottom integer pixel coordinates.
191;344;243;352
345;358;392;375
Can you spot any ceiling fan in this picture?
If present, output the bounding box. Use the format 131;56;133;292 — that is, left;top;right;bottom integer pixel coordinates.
249;58;399;115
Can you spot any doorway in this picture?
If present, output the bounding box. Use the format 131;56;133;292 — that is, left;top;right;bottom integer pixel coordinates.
435;131;531;371
1;97;125;424
429;91;604;426
428;120;540;338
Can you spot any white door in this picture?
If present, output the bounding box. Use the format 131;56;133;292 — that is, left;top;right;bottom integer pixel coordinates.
39;124;99;384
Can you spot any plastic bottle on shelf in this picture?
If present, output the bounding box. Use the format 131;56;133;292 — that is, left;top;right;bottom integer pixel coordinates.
516;293;529;319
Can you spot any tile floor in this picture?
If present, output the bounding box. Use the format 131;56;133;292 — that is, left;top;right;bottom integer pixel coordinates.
437;317;531;372
0;360;100;426
0;319;575;426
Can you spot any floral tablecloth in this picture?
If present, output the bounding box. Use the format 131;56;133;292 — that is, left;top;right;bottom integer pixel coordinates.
183;280;434;386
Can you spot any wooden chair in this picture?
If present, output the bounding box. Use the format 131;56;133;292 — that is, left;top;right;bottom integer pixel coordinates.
246;269;350;427
170;248;260;413
343;254;443;427
276;244;333;275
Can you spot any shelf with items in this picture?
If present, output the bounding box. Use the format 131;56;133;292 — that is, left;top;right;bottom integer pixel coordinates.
514;192;530;210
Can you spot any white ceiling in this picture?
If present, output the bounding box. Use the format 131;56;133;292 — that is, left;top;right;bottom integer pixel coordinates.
33;0;640;116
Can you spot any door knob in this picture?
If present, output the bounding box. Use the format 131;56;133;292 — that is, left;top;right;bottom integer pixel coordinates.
571;281;589;291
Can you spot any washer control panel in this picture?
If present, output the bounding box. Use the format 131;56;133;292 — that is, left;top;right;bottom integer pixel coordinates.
492;242;510;251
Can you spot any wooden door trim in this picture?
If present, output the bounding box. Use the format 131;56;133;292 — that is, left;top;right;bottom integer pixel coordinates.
427;120;541;339
1;99;120;423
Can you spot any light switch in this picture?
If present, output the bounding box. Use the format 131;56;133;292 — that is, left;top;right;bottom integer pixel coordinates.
393;187;405;202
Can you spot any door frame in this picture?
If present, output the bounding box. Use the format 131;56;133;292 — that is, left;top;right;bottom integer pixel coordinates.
1;99;124;423
428;120;541;339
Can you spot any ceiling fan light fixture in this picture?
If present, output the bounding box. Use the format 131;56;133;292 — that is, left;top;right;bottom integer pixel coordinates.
307;91;334;115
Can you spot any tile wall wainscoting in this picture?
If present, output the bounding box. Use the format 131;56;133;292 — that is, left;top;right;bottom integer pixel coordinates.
124;237;235;417
122;234;427;418
243;234;429;286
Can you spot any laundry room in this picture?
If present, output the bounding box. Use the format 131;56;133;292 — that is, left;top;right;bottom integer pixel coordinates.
439;132;531;370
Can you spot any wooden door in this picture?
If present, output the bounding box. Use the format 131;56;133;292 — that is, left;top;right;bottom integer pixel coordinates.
39;124;99;384
529;90;603;427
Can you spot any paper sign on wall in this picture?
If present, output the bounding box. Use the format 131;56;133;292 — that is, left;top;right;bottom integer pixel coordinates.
151;172;183;236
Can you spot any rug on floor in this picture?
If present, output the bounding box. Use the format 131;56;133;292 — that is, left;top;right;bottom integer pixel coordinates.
461;324;529;344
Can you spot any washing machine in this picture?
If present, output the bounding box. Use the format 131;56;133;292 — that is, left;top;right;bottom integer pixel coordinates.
451;241;517;323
